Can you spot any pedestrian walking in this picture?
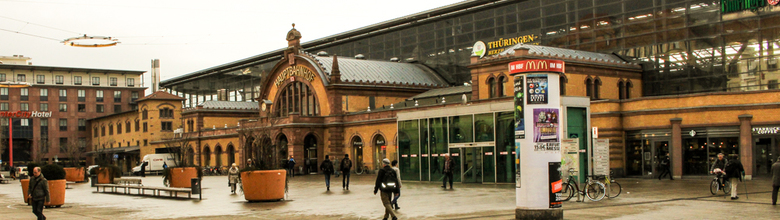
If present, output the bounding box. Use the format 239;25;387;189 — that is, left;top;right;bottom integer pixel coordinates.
341;154;352;190
246;158;254;168
658;153;673;180
228;163;240;194
320;155;334;191
771;156;780;205
140;161;148;177
28;167;50;220
391;160;402;210
9;165;15;179
374;158;398;220
442;154;455;189
725;157;745;200
288;156;296;178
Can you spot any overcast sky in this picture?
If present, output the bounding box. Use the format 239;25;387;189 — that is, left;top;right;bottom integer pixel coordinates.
0;0;462;85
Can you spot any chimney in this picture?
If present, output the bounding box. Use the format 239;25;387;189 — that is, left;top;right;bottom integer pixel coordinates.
151;59;160;92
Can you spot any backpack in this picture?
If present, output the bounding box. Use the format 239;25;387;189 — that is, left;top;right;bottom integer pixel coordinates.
342;159;352;170
381;168;398;191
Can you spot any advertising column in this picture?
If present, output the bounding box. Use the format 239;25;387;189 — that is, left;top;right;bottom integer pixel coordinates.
509;59;564;219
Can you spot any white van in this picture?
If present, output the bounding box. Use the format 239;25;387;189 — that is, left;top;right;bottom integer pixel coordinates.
132;154;177;175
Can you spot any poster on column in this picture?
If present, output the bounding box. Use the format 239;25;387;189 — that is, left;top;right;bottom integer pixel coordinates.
549;162;562;208
513;75;525;139
526;75;548;104
533;108;560;143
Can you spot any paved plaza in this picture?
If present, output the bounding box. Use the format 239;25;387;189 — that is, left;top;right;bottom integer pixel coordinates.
2;171;780;219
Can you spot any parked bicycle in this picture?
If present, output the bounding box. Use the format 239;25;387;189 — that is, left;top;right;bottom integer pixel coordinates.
595;170;622;199
561;168;606;202
710;174;731;195
354;161;369;175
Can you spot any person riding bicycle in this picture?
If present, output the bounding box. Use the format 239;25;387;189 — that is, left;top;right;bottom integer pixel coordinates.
710;153;729;187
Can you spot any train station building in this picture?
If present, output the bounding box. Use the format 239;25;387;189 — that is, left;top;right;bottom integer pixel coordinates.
146;0;780;181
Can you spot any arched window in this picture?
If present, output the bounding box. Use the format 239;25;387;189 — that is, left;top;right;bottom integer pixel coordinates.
488;77;496;98
594;77;602;100
560;75;567;96
626;80;633;99
142;109;148;120
585;77;593;99
497;76;506;97
203;146;212;167
215;145;223;167
277;81;318;117
618;80;626;100
227;144;236;166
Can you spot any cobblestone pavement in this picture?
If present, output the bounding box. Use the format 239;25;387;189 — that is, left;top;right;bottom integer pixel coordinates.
1;171;779;219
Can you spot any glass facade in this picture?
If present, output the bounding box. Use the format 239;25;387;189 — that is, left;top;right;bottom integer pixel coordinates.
164;0;780;104
398;111;515;183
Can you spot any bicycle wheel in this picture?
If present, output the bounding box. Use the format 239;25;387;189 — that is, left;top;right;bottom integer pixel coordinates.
710;180;719;195
723;180;731;195
585;181;606;201
561;182;575;201
607;181;622;198
355;166;364;175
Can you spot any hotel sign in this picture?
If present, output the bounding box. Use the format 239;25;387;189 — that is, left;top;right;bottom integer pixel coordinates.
721;0;778;13
274;66;316;86
508;59;565;75
0;111;53;118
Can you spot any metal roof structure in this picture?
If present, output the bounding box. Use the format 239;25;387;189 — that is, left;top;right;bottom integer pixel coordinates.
160;0;511;87
496;44;631;65
314;56;449;87
197;101;259;110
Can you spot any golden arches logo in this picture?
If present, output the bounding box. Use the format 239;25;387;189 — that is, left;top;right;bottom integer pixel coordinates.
526;60;548;70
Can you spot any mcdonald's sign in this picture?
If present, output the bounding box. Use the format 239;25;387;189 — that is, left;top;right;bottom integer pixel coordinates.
508;59;565;75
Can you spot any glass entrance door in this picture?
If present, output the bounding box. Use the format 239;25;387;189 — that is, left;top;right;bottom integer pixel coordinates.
461;147;483;183
755;138;776;176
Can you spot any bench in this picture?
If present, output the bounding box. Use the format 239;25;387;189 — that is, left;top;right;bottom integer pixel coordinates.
113;178;143;186
95;184;193;199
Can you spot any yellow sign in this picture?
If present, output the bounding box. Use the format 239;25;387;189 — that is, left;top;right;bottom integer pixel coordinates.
484;35;540;56
274;66;315;86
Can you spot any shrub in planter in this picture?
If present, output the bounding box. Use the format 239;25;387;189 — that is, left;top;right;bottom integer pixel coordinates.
90;165;121;184
163;166;202;188
64;167;85;182
22;164;67;207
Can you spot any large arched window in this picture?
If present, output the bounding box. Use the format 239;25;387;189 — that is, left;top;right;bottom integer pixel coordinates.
497;76;506;97
277;81;318;117
203;146;212;167
488;77;497;98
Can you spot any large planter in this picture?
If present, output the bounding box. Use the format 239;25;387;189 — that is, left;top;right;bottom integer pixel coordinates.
64;167;85;182
21;179;29;204
97;168;112;184
170;167;199;188
20;179;67;207
241;169;287;202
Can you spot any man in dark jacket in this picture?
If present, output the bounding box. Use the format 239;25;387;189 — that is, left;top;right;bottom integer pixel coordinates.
28;167;50;220
374;158;398;220
725;157;744;200
341;154;352;190
320;155;334;191
771;156;780;205
710;153;728;187
658;153;673;180
442;154;456;189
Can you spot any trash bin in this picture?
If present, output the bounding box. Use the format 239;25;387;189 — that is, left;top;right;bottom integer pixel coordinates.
90;175;97;187
191;178;200;194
